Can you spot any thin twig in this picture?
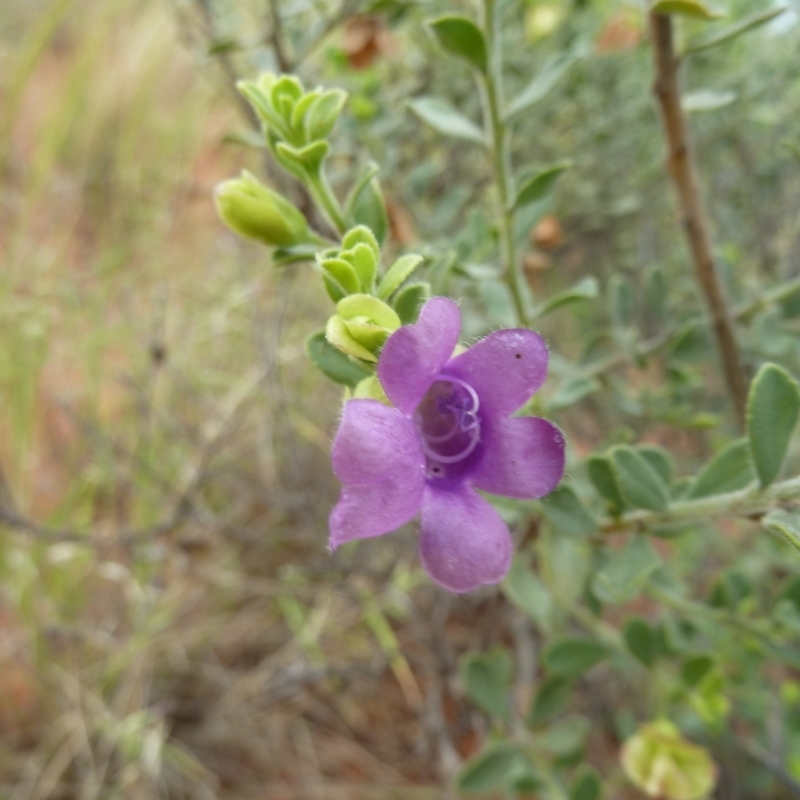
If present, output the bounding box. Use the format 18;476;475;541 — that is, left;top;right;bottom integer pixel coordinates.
649;12;749;427
738;737;800;798
267;0;291;72
195;0;259;130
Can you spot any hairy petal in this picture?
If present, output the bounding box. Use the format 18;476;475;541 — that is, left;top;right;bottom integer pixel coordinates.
378;297;461;415
445;329;549;416
471;416;565;499
332;399;424;485
329;477;424;549
419;485;512;593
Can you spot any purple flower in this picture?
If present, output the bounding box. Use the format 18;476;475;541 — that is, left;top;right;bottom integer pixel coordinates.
329;297;565;593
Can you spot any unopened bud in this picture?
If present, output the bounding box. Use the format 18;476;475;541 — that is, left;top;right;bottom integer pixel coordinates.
621;719;717;800
215;171;308;247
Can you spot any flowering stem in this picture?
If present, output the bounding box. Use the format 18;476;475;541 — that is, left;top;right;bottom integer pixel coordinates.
307;169;347;235
600;474;800;534
480;0;530;326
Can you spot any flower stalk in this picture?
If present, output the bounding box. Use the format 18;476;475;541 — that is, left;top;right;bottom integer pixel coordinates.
480;0;530;326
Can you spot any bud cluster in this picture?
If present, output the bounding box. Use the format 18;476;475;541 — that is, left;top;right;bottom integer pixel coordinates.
319;225;427;373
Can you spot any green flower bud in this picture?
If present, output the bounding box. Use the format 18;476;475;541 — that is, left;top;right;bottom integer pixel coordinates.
215;171;308;247
621;720;717;800
337;293;400;353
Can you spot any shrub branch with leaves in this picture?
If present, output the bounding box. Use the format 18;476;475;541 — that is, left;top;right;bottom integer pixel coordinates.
211;0;800;798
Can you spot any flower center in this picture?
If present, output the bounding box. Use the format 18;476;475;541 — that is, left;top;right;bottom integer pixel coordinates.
414;375;481;478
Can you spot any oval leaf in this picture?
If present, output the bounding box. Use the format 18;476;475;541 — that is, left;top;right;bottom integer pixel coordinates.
456;743;523;793
686;438;753;498
592;536;662;605
377;254;424;300
624;618;658;667
427;15;487;73
506;50;583;121
652;0;726;20
503;559;554;635
763;509;800;555
587;455;626;514
747;363;800;488
460;647;513;719
685;7;789;54
610;446;670;512
540;485;598;536
408;97;485;145
305;332;372;387
527;675;573;728
543;637;607;678
513;162;571;211
532;277;598;319
393;282;431;324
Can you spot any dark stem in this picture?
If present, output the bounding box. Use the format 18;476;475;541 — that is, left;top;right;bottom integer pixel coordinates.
649;12;749;428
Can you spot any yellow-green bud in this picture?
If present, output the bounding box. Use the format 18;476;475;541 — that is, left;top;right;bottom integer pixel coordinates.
215;171;308;247
621;719;717;800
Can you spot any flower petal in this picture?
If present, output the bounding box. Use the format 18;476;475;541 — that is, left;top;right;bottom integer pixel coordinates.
444;329;548;416
470;416;565;499
378;297;461;415
329;477;424;549
332;399;424;485
418;485;512;593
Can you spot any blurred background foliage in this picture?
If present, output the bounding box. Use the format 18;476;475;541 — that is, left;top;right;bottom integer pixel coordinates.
1;0;800;797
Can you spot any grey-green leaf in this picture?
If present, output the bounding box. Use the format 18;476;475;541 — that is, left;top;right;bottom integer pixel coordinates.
305;331;372;387
460;647;512;719
512;162;571;211
503;558;554;635
543;637;607;678
427;15;487;73
610;446;670;512
532;277;598;319
587;455;625;514
571;768;602;800
537;715;591;759
624;617;658;667
763;510;800;555
506;50;582;121
540;485;598;536
393;282;430;324
350;178;388;246
684;6;787;54
651;0;725;20
408;97;485;145
455;743;523;793
686;438;753;498
527;675;572;728
592;536;662;605
377;254;424;300
681;89;736;113
636;445;673;484
548;375;601;411
747;363;800;488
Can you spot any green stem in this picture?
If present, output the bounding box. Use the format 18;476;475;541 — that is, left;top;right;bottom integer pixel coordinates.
307;169;347;235
601;474;800;534
480;0;529;326
648;584;776;647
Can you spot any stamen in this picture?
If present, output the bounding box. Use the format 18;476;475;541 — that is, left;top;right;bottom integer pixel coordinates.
436;374;479;414
420;427;480;464
416;373;482;471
